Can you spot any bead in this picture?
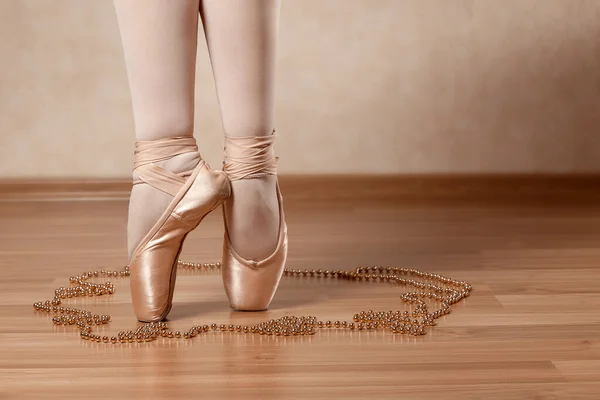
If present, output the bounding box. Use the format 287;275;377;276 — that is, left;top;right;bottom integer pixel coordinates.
34;260;469;344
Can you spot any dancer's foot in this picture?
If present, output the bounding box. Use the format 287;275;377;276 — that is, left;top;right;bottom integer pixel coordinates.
224;176;279;261
221;132;288;311
128;148;200;260
128;136;230;322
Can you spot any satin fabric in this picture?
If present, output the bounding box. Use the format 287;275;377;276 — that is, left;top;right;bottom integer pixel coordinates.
221;133;287;310
129;138;230;322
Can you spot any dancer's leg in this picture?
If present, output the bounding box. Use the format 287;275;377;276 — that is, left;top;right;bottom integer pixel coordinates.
200;0;281;261
113;0;201;259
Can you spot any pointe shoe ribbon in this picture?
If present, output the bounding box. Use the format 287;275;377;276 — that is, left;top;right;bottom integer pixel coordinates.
133;137;199;196
223;132;278;181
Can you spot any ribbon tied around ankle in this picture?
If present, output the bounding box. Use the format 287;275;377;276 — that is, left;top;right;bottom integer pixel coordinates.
132;136;200;196
223;133;278;181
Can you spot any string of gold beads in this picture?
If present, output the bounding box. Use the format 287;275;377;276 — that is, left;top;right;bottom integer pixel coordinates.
32;261;472;343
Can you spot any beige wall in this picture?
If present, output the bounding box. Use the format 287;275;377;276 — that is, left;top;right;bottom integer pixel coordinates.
1;0;600;178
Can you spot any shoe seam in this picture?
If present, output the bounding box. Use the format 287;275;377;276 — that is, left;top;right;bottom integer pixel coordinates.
171;211;195;228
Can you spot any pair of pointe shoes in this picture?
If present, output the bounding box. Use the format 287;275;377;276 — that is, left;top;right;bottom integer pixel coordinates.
128;133;287;322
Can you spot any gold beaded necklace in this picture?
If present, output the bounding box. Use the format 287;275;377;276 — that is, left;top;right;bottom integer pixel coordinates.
33;260;472;344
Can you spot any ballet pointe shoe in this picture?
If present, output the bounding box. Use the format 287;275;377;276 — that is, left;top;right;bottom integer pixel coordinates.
221;132;288;311
129;137;230;322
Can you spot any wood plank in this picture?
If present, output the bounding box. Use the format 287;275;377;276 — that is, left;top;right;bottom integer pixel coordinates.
553;360;600;382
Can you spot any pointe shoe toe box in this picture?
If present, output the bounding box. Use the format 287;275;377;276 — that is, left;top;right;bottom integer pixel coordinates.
222;217;288;311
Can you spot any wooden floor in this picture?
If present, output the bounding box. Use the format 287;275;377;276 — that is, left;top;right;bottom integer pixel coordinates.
1;177;600;399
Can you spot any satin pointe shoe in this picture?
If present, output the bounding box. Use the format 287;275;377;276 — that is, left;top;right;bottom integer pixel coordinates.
129;137;230;322
221;132;288;311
